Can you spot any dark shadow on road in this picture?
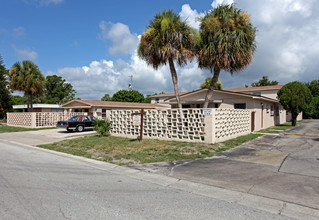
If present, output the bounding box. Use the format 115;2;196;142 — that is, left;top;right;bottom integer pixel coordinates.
218;148;257;157
57;128;94;133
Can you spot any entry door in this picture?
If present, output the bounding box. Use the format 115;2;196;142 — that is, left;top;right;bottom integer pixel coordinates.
275;106;280;125
251;112;255;132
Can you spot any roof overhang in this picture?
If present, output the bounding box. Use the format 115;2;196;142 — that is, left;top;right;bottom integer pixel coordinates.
62;106;91;109
13;104;62;109
166;89;279;103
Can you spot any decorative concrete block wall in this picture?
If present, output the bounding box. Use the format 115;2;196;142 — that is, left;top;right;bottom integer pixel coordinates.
6;113;33;128
214;109;251;143
7;112;83;128
109;108;251;143
109;109;206;142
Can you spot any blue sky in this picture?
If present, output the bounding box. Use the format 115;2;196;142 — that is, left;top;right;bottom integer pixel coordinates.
1;0;319;100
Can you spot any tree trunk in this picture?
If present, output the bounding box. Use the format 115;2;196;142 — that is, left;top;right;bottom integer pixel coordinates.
291;112;297;126
203;67;221;108
30;93;33;112
168;58;182;109
26;91;30;112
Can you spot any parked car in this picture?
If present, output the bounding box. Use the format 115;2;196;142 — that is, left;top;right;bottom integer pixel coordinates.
56;115;96;132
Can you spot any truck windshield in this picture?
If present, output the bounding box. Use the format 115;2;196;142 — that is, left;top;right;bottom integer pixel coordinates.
69;116;80;121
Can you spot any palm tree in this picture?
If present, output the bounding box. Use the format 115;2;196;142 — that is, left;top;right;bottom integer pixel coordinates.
138;10;196;108
8;61;45;112
200;78;223;90
197;4;257;108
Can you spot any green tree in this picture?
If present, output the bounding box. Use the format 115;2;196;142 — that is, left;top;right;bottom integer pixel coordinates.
196;4;257;108
138;10;196;108
8;61;45;112
101;93;111;101
111;90;145;103
200;78;223;90
0;55;11;118
44;75;76;104
277;81;312;126
303;80;319;119
251;76;278;87
142;92;166;103
303;97;319;119
305;80;319;97
11;95;27;105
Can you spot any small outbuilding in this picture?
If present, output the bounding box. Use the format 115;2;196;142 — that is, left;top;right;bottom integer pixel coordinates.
13;104;63;112
62;99;169;118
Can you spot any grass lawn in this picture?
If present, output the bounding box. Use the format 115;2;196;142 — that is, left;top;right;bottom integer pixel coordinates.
37;133;262;165
257;122;296;134
0;124;56;133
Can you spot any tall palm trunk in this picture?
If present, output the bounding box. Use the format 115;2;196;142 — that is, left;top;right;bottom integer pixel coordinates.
203;67;221;108
168;58;182;109
25;91;31;112
30;93;33;112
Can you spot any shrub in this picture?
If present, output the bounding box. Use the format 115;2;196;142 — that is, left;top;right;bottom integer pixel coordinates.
94;118;111;137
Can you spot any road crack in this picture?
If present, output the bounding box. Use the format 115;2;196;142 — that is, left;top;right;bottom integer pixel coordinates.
278;202;286;215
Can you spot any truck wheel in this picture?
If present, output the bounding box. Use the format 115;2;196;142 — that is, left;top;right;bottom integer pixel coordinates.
77;125;84;132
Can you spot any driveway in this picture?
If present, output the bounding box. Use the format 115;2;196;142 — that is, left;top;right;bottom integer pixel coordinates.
0;128;97;146
129;120;319;210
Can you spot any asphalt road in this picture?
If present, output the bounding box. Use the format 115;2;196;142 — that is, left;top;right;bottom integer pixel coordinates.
0;140;291;220
169;120;319;209
128;120;319;219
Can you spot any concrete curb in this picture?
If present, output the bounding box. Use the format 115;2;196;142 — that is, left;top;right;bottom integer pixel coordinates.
2;138;319;219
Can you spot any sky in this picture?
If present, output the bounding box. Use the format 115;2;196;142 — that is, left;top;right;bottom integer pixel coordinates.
1;0;318;100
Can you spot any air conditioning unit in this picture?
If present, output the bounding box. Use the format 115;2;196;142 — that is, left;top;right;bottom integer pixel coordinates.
96;108;102;113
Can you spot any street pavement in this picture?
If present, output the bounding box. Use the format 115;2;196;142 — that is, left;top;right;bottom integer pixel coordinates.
0;120;318;219
0;140;292;220
130;120;319;215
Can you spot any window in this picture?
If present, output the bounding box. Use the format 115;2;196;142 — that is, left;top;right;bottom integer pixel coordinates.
155;98;160;103
69;116;80;121
253;92;261;96
102;109;106;118
234;103;246;109
214;103;219;108
270;105;274;116
182;104;191;108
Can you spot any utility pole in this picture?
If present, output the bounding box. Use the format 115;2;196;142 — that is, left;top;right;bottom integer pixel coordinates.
128;75;133;90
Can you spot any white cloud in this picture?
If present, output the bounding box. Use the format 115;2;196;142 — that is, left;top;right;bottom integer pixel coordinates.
47;51;208;100
13;27;25;37
13;46;38;60
211;0;234;8
25;0;64;6
225;0;319;87
99;21;139;55
179;4;204;29
46;0;319;99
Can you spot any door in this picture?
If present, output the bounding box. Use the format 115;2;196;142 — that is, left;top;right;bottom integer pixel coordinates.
275;106;280;125
251;111;255;132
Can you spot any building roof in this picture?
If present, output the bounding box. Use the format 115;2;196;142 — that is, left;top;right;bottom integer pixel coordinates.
62;100;168;109
165;88;280;103
150;92;189;98
13;104;62;109
225;85;283;92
